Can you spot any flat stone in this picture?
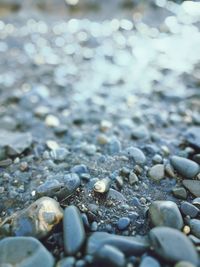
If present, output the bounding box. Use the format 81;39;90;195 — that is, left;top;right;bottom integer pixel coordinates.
148;201;183;229
63;205;86;255
139;256;160;267
125;147;146;165
172;187;187;199
149;227;199;265
170;156;199;179
189;219;200;239
0;236;54;267
86;232;149;256
148;164;165;181
180;202;199;218
94;244;126;267
0;130;32;157
0;197;63;239
182;180;200;197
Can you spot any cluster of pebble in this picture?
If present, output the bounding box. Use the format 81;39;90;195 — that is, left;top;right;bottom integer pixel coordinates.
0;0;200;266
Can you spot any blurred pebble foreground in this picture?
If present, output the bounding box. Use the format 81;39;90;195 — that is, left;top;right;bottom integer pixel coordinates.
0;1;200;267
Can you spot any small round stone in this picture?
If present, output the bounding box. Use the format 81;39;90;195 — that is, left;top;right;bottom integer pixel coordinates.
148;164;165;181
125;147;146;165
117;217;131;230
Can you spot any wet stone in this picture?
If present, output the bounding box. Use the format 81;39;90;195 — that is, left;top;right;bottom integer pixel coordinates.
172;187;187;200
148;200;183;229
0;236;55;267
189;219;200;239
86;232;149;256
170;156;199;179
149;227;199;265
139;256;160;267
125;147;146;165
63;205;86;255
148;164;165;182
94;244;126;267
182;180;200;197
180;202;199;218
0;197;63;239
117;217;131;230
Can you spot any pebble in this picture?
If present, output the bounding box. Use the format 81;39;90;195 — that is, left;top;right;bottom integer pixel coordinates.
63;205;86;255
117;217;131;230
0;236;55;267
175;262;196;267
172;187;187;199
94;244;126;267
90;221;98;232
45;114;60;127
0;197;63;239
182;180;200;197
60;173;81;199
131;126;149;140
129;172;139;185
148;164;165;181
192;197;200;208
125;147;146;165
149;227;199;265
185;126;200;150
71;164;88;174
139;256;160;267
152;154;163;164
180;202;199;218
148;201;183;229
50;147;69;161
108;137;122;154
56;257;76;267
0;130;32;157
19;161;29;171
189;219;200;239
170;156;199;179
86;232;149;256
36;179;64;197
107;189;127;203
